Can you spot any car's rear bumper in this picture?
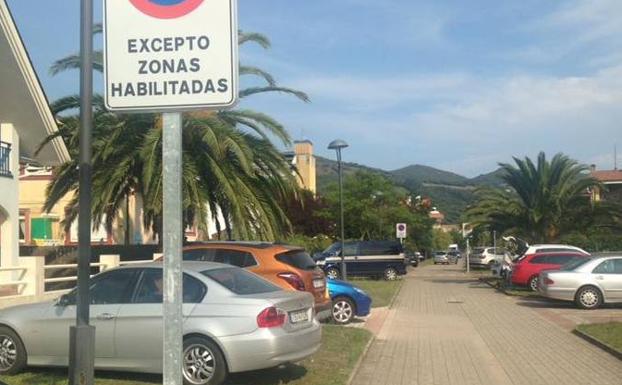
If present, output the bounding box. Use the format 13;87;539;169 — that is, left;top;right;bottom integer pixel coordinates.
222;321;322;373
314;300;332;321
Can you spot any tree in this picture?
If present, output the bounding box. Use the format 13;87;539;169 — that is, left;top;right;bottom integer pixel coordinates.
466;152;620;243
320;171;434;249
40;31;308;242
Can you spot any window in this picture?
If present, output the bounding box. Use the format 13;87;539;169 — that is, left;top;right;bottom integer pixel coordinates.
183;248;216;262
31;218;53;240
547;255;573;265
201;267;280;295
18;215;26;243
276;250;316;270
593;260;616;274
342;243;358;257
213;249;257;267
89;269;137;305
134;269;206;304
530;255;548;264
614;259;622;274
183;248;257;267
359;241;402;256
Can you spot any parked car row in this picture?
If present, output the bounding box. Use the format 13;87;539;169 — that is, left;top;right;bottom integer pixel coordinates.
0;241;378;384
475;238;622;310
0;262;322;385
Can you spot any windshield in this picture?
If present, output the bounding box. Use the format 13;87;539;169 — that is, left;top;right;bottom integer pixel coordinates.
321;243;341;257
201;267;280;295
560;257;593;271
276;250;317;270
473;248;485;254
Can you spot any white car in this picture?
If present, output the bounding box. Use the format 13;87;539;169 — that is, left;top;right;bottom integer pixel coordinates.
469;247;506;268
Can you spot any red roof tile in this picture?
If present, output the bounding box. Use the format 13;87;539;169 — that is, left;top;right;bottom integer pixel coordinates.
591;170;622;182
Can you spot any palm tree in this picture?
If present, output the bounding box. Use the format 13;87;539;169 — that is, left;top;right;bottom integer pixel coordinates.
466;152;600;243
41;30;307;242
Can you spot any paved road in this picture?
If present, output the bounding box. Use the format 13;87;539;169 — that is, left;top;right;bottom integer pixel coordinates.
351;262;622;385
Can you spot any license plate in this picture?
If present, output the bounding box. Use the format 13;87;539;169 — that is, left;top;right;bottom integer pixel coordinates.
313;279;325;289
289;310;309;324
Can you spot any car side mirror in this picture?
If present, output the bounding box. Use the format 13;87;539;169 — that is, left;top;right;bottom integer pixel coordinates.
56;293;72;307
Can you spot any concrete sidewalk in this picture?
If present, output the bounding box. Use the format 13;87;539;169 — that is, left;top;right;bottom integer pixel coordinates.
350;263;622;385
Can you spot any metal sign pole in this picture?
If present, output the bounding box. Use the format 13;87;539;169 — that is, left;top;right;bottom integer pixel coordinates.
162;112;184;385
69;0;95;383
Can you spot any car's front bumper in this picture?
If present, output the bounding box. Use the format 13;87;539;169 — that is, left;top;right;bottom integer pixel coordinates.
354;293;372;317
221;321;322;373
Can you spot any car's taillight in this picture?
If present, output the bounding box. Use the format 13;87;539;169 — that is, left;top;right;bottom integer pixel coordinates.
257;307;286;328
277;272;306;291
544;277;554;285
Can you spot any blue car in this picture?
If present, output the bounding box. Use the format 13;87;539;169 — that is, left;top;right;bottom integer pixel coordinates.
327;279;372;324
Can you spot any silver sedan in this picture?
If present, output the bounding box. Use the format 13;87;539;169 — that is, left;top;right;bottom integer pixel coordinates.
538;256;622;309
0;262;322;385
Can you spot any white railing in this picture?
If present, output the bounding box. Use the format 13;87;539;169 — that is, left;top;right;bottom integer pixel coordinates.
0;253;161;305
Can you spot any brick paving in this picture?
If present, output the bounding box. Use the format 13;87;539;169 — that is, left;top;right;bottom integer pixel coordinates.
350;263;622;385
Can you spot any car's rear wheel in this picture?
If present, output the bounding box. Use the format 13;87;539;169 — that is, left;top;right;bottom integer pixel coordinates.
326;267;340;280
528;276;539;291
575;286;603;310
0;326;26;375
332;296;356;324
182;336;227;385
384;267;398;281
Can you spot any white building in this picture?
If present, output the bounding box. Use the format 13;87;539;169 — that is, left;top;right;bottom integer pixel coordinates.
0;0;69;272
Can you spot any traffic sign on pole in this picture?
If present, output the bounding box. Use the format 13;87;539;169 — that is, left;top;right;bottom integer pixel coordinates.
103;2;238;384
103;0;238;112
396;223;407;239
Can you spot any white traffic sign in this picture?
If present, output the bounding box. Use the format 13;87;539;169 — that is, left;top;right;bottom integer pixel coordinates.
103;0;238;111
396;223;407;239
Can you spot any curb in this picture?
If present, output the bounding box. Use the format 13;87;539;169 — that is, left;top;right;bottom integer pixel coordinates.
573;329;622;361
387;278;404;309
346;333;375;385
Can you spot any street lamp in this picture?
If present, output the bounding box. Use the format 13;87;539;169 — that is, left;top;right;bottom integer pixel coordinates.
328;139;349;280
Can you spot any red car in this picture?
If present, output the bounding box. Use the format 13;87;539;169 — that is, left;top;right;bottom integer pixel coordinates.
511;251;590;291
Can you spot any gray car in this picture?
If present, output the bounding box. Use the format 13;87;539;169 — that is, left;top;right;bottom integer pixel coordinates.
538;256;622;309
0;262;321;385
433;251;449;264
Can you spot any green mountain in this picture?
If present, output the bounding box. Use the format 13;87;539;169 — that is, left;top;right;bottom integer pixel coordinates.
391;164;470;187
315;156;503;224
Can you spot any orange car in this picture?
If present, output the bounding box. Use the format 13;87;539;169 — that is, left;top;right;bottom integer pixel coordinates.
182;242;332;320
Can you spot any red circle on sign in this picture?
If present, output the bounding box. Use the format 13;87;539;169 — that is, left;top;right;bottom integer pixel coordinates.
398;225;405;231
129;0;205;19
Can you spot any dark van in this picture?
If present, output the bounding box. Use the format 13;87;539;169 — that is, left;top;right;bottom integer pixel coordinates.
314;240;408;280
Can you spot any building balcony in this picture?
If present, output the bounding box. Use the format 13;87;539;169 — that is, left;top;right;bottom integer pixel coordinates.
0;140;13;178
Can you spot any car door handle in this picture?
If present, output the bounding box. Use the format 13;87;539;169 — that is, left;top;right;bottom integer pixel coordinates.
96;313;116;321
595;275;604;280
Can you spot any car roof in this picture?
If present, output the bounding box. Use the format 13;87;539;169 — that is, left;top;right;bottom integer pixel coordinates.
529;244;581;249
184;241;303;251
113;261;236;273
530;251;588;256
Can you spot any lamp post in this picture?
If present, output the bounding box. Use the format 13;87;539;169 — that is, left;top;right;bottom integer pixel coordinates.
328;140;349;280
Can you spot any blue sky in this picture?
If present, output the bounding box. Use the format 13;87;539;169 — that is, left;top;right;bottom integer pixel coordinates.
7;0;622;176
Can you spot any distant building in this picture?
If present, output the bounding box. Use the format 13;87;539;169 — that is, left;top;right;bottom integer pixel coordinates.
590;165;622;202
284;140;317;193
429;208;445;230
